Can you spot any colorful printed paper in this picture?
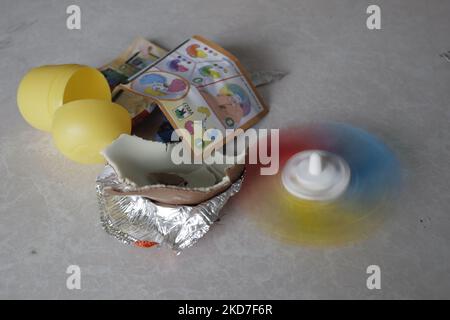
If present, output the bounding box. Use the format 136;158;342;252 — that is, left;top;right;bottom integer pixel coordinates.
120;36;269;155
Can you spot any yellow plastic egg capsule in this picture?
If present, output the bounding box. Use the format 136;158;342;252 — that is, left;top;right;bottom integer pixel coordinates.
17;64;111;131
52;99;131;164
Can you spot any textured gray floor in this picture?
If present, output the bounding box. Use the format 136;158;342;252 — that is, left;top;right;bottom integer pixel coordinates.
0;0;449;299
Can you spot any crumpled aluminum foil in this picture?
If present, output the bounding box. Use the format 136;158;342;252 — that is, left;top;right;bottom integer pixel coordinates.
250;70;287;87
96;165;243;252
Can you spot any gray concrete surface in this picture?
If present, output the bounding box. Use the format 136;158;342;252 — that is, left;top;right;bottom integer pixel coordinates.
0;0;449;299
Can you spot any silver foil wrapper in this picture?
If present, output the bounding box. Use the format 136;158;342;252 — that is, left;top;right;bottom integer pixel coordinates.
250;70;287;87
96;165;243;252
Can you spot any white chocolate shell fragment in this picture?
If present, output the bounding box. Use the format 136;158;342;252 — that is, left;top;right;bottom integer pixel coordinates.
101;134;244;205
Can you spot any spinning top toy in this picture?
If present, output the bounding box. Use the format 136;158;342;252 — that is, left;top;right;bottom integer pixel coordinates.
238;123;402;246
281;150;351;201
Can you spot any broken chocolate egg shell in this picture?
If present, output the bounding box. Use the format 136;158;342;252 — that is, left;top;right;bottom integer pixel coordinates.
101;134;244;205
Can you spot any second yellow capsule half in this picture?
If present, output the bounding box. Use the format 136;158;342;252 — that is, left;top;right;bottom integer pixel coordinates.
52;99;131;164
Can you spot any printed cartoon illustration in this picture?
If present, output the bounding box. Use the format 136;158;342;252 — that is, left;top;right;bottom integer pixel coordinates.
167;57;190;73
197;106;211;118
186;44;208;58
136;43;161;61
189;61;236;86
101;68;128;88
131;72;189;100
123;36;268;156
199;65;222;79
182;106;217;144
184;120;194;134
174;103;193;120
100;38;164;89
200;84;251;128
113;89;154;118
141;74;167;96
